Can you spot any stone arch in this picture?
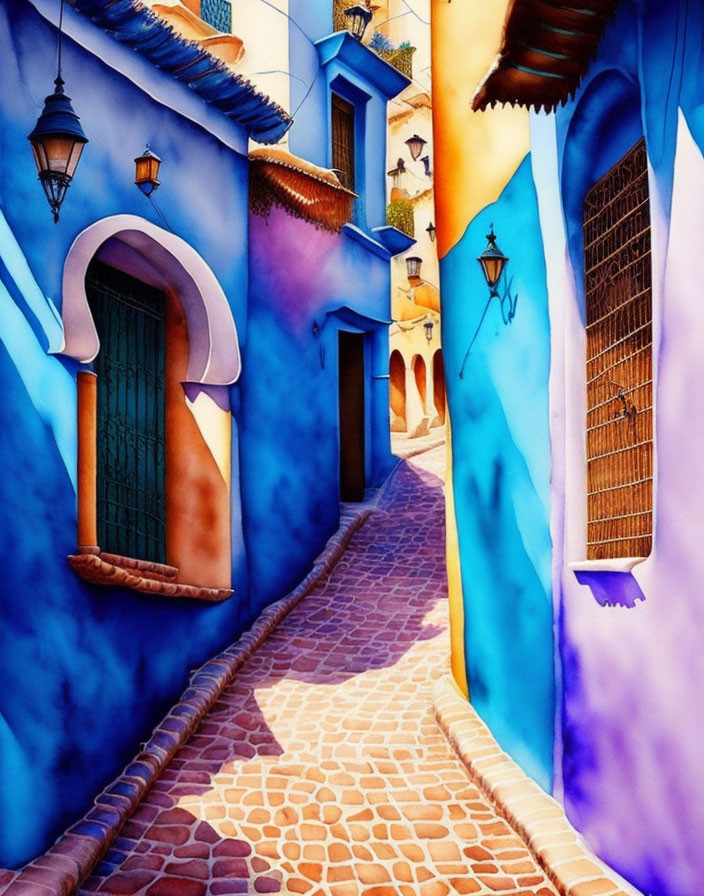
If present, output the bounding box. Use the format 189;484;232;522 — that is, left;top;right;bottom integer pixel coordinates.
60;214;240;384
389;349;406;431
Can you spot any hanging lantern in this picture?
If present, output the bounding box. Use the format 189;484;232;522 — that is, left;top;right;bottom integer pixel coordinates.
387;166;402;189
343;4;373;41
425;221;436;242
423;319;434;342
406;256;422;280
405;134;427;161
28;75;88;223
477;225;508;294
134;146;162;196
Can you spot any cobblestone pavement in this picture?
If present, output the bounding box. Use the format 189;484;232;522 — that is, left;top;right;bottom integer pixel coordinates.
78;446;557;896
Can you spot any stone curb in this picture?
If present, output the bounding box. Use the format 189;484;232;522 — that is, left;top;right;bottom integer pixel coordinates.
432;675;642;896
0;502;377;896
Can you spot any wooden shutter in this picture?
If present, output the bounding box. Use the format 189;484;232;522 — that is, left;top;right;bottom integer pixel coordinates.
584;138;653;559
331;94;355;191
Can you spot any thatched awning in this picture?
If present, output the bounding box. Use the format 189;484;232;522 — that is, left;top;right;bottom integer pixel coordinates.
249;148;358;232
472;0;619;112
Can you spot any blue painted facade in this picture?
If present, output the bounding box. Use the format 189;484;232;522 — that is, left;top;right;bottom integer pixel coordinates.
441;156;554;792
442;1;704;892
0;0;399;869
243;15;406;605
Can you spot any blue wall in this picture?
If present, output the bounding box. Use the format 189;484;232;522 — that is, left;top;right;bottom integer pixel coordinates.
0;0;255;866
442;156;554;791
243;205;395;606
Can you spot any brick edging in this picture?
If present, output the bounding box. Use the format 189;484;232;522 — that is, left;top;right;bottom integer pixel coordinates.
432;675;640;896
0;504;375;896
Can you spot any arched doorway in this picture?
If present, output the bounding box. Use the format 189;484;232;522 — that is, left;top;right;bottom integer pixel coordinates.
389;350;406;431
61;215;240;594
413;354;427;411
433;349;446;425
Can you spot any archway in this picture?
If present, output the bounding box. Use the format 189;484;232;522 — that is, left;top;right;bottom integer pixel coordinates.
433;349;446;424
389;350;406;431
62;216;240;594
413;354;427;411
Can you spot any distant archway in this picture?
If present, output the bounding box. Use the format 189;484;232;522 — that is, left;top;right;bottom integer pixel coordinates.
389;350;406;431
413;354;427;410
433;350;446;424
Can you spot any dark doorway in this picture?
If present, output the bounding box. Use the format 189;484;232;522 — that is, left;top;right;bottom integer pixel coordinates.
338;331;365;502
86;260;166;562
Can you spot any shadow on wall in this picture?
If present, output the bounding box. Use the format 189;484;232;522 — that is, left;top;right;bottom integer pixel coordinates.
574;570;646;608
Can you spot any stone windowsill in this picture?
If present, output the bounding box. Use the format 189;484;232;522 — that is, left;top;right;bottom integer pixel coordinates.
68;551;233;602
568;557;647;573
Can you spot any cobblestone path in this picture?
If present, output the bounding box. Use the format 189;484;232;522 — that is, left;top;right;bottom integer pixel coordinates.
79;446;557;896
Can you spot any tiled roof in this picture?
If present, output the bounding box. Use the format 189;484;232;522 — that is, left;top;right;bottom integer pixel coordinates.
69;0;292;143
472;0;620;112
249;148;357;232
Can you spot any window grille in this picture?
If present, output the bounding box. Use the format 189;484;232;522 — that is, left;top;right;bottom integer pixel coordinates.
331;94;355;192
584;137;652;559
201;0;231;33
86;261;167;564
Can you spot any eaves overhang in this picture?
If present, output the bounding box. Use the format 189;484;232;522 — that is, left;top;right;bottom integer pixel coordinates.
315;32;411;102
68;0;292;143
472;0;620;112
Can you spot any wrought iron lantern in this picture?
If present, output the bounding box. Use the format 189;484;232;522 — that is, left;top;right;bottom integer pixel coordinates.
28;75;88;223
344;4;372;41
477;225;508;295
406;256;422;280
134;146;162;196
425;221;436;242
423;319;434;342
28;0;88;223
405;133;427;161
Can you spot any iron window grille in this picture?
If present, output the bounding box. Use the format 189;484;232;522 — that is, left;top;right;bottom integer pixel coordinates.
583;137;653;560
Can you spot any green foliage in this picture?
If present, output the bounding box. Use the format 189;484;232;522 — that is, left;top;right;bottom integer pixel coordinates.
386;199;414;237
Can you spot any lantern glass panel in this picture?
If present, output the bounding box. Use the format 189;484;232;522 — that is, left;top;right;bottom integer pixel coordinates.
480;255;504;288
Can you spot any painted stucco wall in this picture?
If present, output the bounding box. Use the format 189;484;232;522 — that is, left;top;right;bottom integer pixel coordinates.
0;0;257;867
244;205;396;605
440;156;554;792
537;2;704;893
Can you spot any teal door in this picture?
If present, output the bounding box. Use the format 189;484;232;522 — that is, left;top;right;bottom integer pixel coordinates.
86;260;166;563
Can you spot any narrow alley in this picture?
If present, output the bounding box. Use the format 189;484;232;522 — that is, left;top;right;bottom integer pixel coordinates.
77;446;557;896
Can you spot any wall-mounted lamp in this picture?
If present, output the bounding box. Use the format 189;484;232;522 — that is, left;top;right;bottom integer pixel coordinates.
478;225;508;295
405;255;422;280
423;319;434;343
28;0;88;223
134;146;161;196
405;134;427;161
344;3;372;41
459;224;518;378
425;222;436;243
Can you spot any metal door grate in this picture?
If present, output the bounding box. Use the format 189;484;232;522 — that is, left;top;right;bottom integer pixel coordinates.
583;138;652;559
86;260;167;563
